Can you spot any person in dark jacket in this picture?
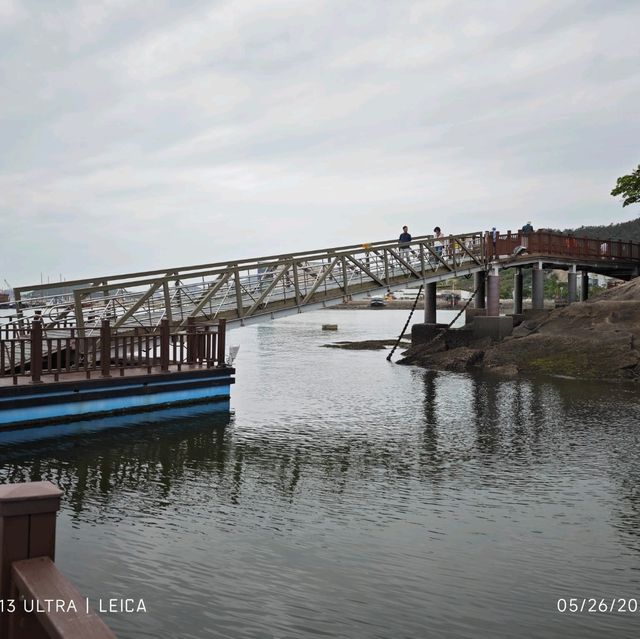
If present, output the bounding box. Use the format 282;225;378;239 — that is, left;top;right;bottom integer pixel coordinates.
398;226;412;258
521;221;533;247
399;226;411;246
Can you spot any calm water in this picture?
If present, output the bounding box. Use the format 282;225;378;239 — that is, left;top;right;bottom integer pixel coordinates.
1;309;639;638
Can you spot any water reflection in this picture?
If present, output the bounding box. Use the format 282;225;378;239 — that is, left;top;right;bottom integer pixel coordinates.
0;374;637;542
0;410;231;518
419;370;444;483
1;334;640;638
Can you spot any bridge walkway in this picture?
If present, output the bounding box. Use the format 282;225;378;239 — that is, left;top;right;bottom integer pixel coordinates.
4;230;639;356
10;232;487;334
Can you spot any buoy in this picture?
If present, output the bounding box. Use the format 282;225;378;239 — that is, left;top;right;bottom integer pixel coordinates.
322;324;338;331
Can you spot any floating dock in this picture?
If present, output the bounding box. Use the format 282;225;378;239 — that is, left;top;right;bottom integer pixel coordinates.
0;317;234;429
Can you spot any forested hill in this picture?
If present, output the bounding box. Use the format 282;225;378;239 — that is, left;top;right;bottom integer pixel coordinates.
561;216;640;242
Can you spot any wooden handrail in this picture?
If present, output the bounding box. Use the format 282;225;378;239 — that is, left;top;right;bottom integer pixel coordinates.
9;557;115;639
487;229;640;261
0;483;116;639
0;319;228;378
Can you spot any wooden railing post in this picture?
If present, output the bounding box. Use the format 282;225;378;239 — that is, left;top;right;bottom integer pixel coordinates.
100;320;111;378
186;316;196;364
197;328;205;363
216;318;226;367
202;326;210;364
0;482;63;638
160;319;170;372
30;318;43;384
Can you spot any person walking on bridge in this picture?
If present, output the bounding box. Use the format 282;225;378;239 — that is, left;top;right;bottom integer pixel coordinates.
432;226;445;262
521;221;533;248
490;227;498;258
398;225;412;260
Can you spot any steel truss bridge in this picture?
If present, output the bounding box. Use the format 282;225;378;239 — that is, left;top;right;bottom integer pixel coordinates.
9;232;485;334
7;230;640;337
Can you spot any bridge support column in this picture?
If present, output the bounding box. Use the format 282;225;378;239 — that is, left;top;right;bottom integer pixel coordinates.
473;271;486;309
567;266;577;304
486;268;500;316
424;282;437;324
513;267;523;315
580;271;589;302
532;263;544;310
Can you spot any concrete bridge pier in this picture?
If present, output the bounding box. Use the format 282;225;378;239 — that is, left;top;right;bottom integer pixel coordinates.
411;281;440;346
532;262;545;310
567;266;577;304
473;271;486;309
486;267;500;317
581;271;589;302
424;281;437;324
513;267;523;315
473;266;513;340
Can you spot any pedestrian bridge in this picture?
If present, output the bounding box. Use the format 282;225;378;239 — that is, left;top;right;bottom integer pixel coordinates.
6;230;640;336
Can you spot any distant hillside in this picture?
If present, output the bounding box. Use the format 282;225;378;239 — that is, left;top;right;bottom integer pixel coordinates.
561;217;640;242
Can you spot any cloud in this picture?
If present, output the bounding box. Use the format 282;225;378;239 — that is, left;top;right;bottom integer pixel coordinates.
0;0;25;28
1;0;639;285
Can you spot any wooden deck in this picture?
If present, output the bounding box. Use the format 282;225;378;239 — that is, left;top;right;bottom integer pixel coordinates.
0;362;221;388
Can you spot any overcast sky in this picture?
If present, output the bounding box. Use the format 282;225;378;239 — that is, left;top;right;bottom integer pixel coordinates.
1;0;639;286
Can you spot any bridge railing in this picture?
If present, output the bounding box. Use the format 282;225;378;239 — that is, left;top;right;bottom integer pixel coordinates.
489;230;640;262
0;317;227;381
10;233;486;331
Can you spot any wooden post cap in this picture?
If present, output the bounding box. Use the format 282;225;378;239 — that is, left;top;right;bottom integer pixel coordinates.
0;482;63;517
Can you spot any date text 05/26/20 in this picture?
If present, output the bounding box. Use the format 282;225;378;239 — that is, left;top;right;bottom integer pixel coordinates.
557;598;638;613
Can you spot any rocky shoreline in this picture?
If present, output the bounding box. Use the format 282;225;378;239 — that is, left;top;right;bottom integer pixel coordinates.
398;278;640;382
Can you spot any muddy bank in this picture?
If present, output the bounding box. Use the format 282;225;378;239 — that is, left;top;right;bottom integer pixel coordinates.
322;339;411;350
398;278;640;381
333;300;451;310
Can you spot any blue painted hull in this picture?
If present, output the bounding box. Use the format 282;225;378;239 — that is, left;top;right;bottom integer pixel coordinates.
0;401;231;446
0;367;234;430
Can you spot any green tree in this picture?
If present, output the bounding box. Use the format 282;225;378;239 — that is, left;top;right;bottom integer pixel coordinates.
543;272;567;300
611;164;640;207
499;268;514;299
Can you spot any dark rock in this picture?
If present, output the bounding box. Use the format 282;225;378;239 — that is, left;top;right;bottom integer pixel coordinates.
322;339;410;350
402;277;640;381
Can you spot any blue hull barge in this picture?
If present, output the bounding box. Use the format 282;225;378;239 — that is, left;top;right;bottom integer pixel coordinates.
0;317;234;430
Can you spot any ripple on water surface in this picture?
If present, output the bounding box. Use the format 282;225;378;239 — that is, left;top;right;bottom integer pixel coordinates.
1;310;639;638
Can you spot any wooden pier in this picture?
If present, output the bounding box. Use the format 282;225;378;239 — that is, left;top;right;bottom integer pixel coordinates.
0;318;234;430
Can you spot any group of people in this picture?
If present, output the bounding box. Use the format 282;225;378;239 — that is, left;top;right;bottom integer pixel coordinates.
399;221;535;260
398;225;445;259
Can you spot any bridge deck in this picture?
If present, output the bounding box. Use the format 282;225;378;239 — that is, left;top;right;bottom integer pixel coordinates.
0;362;215;388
